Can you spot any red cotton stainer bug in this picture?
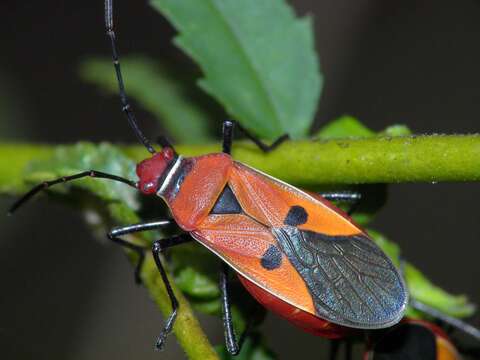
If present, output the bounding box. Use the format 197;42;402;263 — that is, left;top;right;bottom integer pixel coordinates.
9;0;408;356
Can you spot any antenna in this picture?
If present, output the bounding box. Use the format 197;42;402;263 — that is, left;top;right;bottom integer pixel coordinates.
104;0;156;154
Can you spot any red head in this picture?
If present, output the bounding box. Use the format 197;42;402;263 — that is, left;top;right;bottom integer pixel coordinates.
136;147;176;195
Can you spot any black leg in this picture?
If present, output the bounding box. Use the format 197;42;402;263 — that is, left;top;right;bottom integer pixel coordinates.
319;191;363;215
104;0;156;154
236;121;289;153
156;135;177;154
222;120;289;154
219;262;249;355
9;170;137;215
114;232;192;349
329;340;340;360
344;340;352;360
222;120;234;154
108;220;173;284
152;235;193;350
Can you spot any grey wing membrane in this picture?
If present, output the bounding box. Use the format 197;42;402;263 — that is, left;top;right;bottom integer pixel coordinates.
272;227;407;329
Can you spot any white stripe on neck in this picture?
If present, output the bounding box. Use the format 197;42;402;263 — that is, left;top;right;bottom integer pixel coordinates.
157;155;183;197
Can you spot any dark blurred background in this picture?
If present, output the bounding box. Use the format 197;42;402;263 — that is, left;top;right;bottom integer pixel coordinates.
1;0;480;359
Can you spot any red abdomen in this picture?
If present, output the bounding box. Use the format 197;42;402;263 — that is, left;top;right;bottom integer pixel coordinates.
237;274;351;339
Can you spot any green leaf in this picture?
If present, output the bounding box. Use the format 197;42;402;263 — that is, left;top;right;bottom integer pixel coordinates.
191;298;222;315
175;267;219;298
367;229;476;318
317;115;375;139
317;116;412;139
170;243;220;299
380;124;412;137
80;56;215;144
405;263;476;318
26;142;139;211
151;0;322;139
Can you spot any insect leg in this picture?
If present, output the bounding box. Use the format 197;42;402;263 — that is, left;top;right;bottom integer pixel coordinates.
108;220;176;284
236;121;289;153
328;340;351;360
156;135;177;154
222;120;234;154
344;339;352;360
219;262;249;355
8;170;136;214
329;340;340;360
151;235;192;350
222;120;289;154
319;191;363;215
104;0;156;154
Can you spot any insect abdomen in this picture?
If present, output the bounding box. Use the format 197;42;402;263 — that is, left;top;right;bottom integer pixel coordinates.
237;274;350;338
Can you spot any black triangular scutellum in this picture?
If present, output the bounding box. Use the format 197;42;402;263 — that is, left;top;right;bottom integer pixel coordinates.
210;184;242;215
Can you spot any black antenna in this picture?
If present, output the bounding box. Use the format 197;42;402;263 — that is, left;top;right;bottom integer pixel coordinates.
104;0;156;154
8;170;137;215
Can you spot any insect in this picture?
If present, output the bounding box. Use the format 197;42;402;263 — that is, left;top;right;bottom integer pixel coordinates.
364;319;461;360
9;0;408;355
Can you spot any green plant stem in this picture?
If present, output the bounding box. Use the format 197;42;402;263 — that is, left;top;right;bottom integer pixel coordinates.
1;135;480;193
141;251;219;360
137;134;480;186
107;220;218;359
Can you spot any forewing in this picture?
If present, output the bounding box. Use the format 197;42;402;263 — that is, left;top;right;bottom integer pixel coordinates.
229;162;361;236
191;214;317;315
273;227;407;329
211;161;406;328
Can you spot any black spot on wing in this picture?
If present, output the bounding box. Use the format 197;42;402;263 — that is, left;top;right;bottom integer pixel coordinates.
272;227;407;329
260;245;282;270
210;184;242;214
372;323;436;360
284;205;308;226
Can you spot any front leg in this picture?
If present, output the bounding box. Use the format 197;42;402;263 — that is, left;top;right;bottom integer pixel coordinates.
107;220;172;284
151;234;192;350
111;224;192;349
